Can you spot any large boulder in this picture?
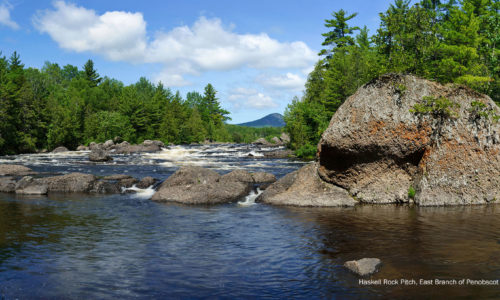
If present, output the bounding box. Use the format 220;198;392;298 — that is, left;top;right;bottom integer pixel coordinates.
0;177;17;193
317;74;500;205
151;166;251;204
89;149;112;162
113;141;163;154
257;163;356;206
15;176;48;195
280;132;291;144
41;173;97;193
103;140;114;149
0;165;36;176
219;170;254;183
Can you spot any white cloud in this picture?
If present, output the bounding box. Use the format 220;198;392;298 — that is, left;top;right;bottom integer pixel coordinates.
0;2;19;29
33;1;147;61
228;88;278;110
257;72;306;91
33;1;317;87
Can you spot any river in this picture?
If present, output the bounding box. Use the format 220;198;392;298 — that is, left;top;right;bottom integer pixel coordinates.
1;144;499;299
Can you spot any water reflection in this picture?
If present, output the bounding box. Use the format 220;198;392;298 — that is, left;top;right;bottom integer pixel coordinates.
281;205;500;299
1;193;500;298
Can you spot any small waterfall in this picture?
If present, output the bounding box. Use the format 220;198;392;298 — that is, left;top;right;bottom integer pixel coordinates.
238;188;263;206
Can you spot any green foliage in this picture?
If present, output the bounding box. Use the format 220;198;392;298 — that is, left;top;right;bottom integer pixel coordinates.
469;100;500;122
408;186;416;199
0;53;240;154
411;96;460;119
225;125;283;144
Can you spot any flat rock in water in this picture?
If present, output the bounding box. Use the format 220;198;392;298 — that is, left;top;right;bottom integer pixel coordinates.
15;176;48;195
344;258;382;276
251;172;276;184
0;165;36;176
151;166;252;204
257;163;356;207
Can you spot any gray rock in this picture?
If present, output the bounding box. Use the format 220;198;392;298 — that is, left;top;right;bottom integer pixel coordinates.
41;173;97;193
0;165;36;176
317;74;500;205
271;136;282;145
219;170;254;183
89;149;112;162
89;142;101;151
103;140;114;149
103;174;134;180
251;172;276;184
113;141;162;154
344;258;382;276
113;136;123;143
151;166;252;204
280;132;290;144
51;146;69;152
0;176;17;193
76;145;89;151
143;140;165;148
253;138;273;147
257;163;356;207
137;176;156;189
15;176;48;195
262;149;294;158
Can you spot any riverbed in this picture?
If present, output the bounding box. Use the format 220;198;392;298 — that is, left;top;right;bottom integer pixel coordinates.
1;144;499;299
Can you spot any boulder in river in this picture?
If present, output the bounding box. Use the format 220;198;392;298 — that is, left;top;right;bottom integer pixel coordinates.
137;176;156;189
0;165;36;176
0;176;18;193
257;163;356;206
344;258;382;276
263;74;500;206
51;146;69;153
89;149;112;162
151;166;252;204
15;176;48;195
103;140;114;149
76;145;89;151
42;173;97;193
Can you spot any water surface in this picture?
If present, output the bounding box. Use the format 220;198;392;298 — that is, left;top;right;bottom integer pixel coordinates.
0;145;499;299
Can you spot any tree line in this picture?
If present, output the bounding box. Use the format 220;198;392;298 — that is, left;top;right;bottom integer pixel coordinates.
0;54;282;155
285;0;499;158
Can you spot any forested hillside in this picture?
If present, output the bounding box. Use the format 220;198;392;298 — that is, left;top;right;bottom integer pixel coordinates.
0;55;281;154
285;0;499;158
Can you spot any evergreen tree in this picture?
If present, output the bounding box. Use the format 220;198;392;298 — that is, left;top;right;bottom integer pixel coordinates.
83;59;101;87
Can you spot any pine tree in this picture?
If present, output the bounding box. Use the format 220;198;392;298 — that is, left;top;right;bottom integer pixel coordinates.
83;59;101;87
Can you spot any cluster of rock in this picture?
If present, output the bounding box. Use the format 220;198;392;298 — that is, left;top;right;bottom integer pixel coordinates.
259;74;500;206
76;139;166;162
253;132;290;147
0;164;156;195
151;166;276;204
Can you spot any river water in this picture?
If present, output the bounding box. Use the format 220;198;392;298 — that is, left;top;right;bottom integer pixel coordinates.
0;144;499;299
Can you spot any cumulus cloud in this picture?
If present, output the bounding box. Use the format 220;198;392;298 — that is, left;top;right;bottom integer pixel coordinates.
33;1;316;87
228;88;278;110
0;2;19;29
257;72;306;91
33;1;147;61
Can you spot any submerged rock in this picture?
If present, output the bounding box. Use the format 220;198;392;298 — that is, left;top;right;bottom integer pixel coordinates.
344;258;382;276
257;163;356;207
151;166;252;204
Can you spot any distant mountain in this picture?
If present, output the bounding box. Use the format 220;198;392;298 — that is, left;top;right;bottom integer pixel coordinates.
236;113;285;127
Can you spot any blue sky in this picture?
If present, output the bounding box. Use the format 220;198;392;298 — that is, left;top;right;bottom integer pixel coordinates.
0;0;396;123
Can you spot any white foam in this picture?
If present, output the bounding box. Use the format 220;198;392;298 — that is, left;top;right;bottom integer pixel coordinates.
122;185;156;199
238;188;263;206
